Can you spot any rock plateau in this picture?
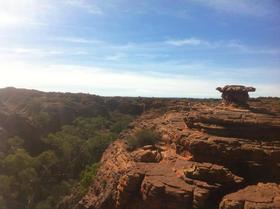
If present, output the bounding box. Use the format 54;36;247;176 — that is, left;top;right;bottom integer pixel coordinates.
69;97;280;209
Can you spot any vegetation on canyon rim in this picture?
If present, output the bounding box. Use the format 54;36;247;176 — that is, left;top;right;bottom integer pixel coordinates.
0;115;133;209
126;129;161;150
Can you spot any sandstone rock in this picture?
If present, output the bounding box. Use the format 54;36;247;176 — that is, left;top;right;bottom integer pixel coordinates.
120;103;280;183
184;107;280;140
79;139;244;209
77;98;280;209
140;163;194;209
216;85;256;106
131;147;162;162
219;183;280;209
79;141;135;209
184;163;244;185
115;170;145;209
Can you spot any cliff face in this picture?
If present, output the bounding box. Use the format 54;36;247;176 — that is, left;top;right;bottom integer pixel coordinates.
77;99;280;209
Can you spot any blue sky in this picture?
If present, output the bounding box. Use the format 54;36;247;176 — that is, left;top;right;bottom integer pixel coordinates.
0;0;279;97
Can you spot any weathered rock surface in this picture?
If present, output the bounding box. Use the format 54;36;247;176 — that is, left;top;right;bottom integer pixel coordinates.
185;106;280;140
121;104;280;181
219;183;280;209
76;98;280;209
216;85;256;106
183;106;280;181
79;141;135;209
131;145;163;162
79;139;244;209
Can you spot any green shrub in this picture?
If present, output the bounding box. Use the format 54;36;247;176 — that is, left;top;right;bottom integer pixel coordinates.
79;163;100;189
34;111;50;127
0;196;6;209
127;129;161;150
110;116;133;133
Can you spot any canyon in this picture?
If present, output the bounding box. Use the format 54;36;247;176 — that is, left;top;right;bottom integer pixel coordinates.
1;88;279;209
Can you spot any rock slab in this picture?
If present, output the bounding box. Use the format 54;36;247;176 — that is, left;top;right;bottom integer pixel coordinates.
219;183;280;209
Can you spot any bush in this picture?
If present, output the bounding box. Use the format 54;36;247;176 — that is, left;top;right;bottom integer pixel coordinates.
127;129;161;150
110;115;133;134
79;163;100;189
0;196;6;209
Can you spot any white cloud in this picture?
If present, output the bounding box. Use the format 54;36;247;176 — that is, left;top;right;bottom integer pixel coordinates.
0;47;91;59
0;12;30;26
191;0;274;16
0;47;65;58
64;0;103;15
165;37;280;55
165;37;240;48
0;0;35;27
0;0;60;28
105;53;127;61
165;38;210;47
0;62;279;98
0;62;220;97
52;37;104;44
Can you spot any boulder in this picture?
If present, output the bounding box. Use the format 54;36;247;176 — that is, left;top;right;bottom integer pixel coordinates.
131;146;162;162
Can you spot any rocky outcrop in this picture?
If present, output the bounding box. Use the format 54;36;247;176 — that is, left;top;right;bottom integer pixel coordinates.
183;163;243;185
184;106;280;140
216;85;256;106
219;183;280;209
131;145;163;162
76;98;280;209
182;106;280;181
79;140;244;209
79;141;134;209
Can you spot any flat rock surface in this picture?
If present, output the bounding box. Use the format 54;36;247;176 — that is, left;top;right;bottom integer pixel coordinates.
219;183;280;209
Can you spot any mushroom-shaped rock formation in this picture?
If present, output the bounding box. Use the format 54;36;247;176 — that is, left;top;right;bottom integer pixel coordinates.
216;85;256;106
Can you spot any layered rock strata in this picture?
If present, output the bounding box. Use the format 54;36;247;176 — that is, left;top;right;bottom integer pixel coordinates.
219;183;280;209
77;99;280;209
79;140;244;209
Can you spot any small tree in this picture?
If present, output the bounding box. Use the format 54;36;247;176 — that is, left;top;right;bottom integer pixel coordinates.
7;136;24;152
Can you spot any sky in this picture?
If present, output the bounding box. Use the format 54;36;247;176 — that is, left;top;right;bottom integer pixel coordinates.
0;0;279;97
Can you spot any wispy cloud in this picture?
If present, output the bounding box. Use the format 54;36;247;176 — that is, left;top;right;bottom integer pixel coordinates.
51;37;104;44
104;53;127;61
0;47;85;59
0;0;61;28
165;38;210;47
1;62;279;97
190;0;277;17
0;0;35;27
64;0;103;15
13;48;65;56
166;37;280;55
0;62;217;97
0;13;30;26
225;40;280;55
